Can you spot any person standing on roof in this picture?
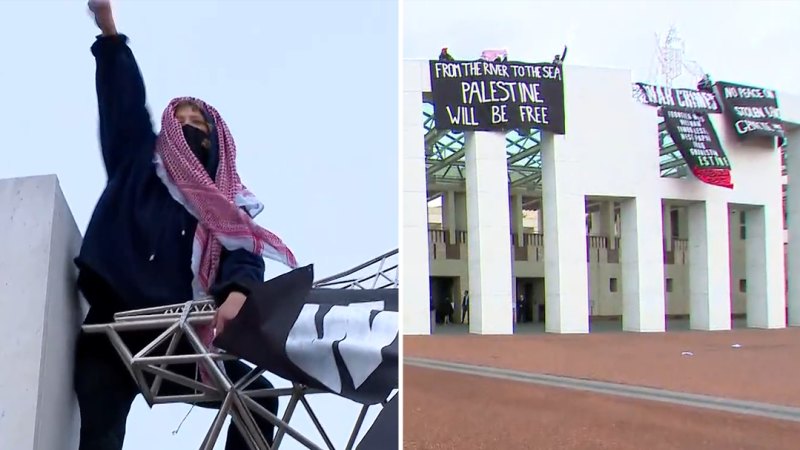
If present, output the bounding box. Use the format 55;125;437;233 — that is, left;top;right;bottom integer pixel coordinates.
74;1;297;449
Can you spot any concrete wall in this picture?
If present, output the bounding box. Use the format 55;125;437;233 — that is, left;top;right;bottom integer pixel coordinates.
402;80;433;334
0;175;83;450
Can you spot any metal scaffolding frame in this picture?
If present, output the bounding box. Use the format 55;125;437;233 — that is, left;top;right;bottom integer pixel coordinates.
314;249;398;290
82;249;400;450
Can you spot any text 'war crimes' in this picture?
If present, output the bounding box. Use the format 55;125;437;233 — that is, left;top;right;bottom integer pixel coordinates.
640;84;718;111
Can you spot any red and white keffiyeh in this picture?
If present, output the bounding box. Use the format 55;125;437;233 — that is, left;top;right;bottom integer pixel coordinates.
153;97;298;381
154;96;298;293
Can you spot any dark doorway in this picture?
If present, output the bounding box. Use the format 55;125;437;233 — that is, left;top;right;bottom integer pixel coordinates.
517;277;545;323
430;276;456;325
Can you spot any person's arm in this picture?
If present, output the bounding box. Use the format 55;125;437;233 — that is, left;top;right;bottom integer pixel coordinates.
89;0;155;178
208;248;266;336
209;248;266;307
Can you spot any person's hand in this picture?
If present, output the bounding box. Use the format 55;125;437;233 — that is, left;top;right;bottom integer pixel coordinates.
212;291;247;337
88;0;117;36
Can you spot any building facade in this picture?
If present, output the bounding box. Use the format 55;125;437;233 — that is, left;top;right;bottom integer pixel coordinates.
401;60;800;335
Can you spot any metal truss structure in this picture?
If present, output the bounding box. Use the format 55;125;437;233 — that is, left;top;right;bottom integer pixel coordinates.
313;249;398;290
82;249;401;450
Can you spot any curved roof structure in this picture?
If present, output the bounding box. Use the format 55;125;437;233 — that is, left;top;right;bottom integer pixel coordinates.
423;102;542;193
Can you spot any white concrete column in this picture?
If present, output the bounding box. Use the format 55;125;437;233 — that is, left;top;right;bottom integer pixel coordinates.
540;133;590;333
620;197;666;332
687;201;732;330
511;194;524;246
511;240;518;322
0;175;83;450
454;192;468;231
536;207;544;233
745;205;786;328
786;127;800;326
662;202;673;250
401;90;432;335
599;201;616;247
464;131;514;335
444;191;457;244
677;206;689;239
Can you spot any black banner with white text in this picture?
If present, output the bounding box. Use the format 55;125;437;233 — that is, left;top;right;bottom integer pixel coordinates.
716;81;784;140
632;82;721;113
662;107;733;189
429;59;565;133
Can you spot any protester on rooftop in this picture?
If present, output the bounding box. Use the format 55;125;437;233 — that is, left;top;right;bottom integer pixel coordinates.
74;2;297;449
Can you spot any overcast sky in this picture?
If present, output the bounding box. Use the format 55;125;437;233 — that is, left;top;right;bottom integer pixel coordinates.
404;0;799;95
0;0;397;448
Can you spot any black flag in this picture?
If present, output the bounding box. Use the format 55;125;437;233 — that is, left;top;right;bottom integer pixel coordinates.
215;265;398;406
661;107;733;189
355;395;398;450
715;81;784;140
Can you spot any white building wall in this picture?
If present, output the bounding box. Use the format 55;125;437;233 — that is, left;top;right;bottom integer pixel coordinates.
398;91;431;334
783;106;800;325
402;63;433;334
405;57;800;334
0;175;84;450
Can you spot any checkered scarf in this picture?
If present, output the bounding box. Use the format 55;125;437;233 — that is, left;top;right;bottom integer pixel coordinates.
153;96;298;294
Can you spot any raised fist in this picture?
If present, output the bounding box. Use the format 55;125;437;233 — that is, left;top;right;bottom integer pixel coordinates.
88;0;117;36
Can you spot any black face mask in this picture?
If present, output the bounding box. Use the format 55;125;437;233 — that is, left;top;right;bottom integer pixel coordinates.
182;124;210;163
